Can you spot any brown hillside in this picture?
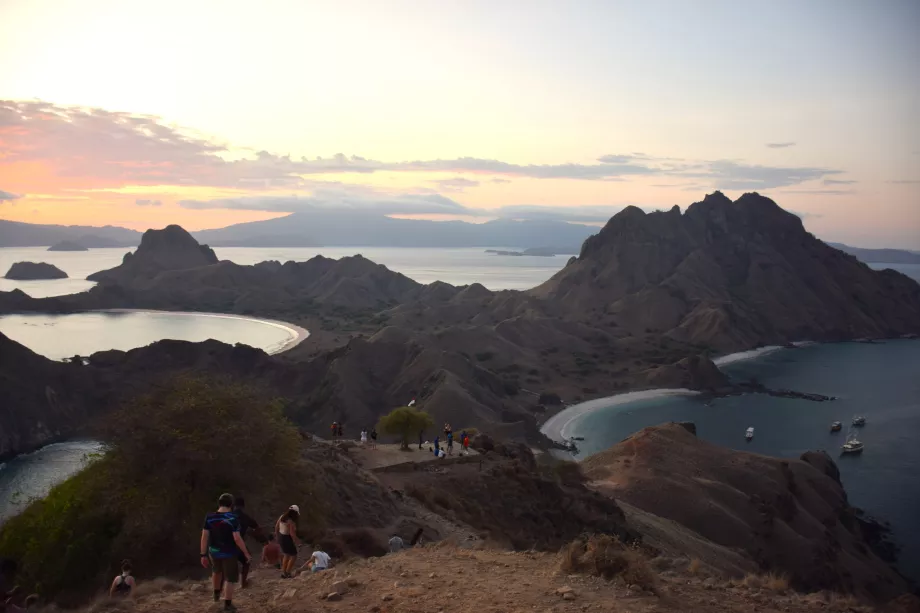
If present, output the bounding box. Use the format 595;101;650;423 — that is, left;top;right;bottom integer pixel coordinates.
581;423;910;601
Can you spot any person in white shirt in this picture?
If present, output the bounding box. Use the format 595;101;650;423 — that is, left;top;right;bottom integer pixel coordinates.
307;550;332;573
360;429;368;445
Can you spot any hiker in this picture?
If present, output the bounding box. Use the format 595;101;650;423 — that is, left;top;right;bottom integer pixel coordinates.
109;560;136;598
360;428;368;445
388;534;405;553
330;422;338;441
370;428;378;449
337;423;344;439
275;505;301;578
306;549;332;573
443;423;451;438
232;497;262;588
446;431;454;456
433;435;440;457
418;429;424;450
462;434;470;455
201;493;252;612
261;534;282;569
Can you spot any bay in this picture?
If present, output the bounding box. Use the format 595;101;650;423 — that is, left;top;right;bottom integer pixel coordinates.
546;340;920;582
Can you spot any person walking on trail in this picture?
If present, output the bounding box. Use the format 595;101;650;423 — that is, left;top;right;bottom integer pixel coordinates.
330;422;339;442
261;534;282;569
232;497;261;589
433;435;440;457
360;429;368;445
109;560;136;598
337;423;344;439
201;493;251;612
462;434;470;455
370;428;378;449
275;505;302;578
446;431;454;456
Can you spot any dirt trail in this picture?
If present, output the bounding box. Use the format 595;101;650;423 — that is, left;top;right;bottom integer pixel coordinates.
113;545;892;613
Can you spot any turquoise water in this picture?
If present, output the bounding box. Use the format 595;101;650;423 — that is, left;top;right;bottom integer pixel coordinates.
0;311;303;360
553;340;920;582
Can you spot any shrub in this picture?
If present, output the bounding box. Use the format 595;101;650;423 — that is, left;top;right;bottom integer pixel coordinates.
560;535;658;593
0;376;319;605
377;406;435;450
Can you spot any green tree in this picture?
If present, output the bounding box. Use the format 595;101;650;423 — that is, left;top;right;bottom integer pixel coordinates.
377;406;434;450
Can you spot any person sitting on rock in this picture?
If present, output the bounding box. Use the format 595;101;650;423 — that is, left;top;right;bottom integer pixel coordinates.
388;534;405;553
297;549;332;574
109;560;136;598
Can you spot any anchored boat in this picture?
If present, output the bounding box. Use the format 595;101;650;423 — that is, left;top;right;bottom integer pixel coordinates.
830;421;842;432
745;427;754;441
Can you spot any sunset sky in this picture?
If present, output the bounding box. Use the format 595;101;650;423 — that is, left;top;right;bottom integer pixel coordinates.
1;0;918;247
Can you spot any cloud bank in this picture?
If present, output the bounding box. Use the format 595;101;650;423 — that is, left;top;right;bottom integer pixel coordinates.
0;190;21;201
1;100;847;195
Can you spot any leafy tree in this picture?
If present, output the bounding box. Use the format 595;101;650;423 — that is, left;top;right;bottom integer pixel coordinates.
377;406;434;450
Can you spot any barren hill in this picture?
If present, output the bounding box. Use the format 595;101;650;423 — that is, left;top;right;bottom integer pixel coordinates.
582;423;910;601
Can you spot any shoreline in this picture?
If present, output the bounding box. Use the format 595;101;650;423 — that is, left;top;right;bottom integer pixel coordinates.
540;343;815;445
85;309;311;355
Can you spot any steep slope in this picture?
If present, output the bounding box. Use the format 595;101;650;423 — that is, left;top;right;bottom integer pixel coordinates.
533;192;920;351
582;423;910;601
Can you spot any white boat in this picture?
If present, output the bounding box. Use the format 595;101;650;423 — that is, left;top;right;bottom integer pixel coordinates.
745;427;754;441
841;426;864;454
852;416;866;426
841;437;864;454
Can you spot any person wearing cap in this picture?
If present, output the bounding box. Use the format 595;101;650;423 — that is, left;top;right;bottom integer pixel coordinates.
274;505;302;578
201;493;251;612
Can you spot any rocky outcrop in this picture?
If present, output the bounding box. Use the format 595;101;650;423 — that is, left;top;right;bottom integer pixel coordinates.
47;240;88;252
87;224;218;285
582;423;910;601
4;261;68;280
532;192;920;352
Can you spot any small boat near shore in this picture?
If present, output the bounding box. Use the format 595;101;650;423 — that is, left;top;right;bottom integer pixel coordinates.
830;421;842;432
745;427;754;441
852;416;867;427
842;436;864;454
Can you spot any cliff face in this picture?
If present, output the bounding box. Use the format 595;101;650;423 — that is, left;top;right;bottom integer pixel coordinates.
533;192;920;351
582;423;910;601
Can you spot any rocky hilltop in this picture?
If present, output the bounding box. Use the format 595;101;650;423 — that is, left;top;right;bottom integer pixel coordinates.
87;224;218;284
4;261;68;280
582;423;910;601
533;192;920;351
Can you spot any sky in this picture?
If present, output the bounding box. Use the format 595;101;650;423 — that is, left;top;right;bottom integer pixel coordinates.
0;0;918;247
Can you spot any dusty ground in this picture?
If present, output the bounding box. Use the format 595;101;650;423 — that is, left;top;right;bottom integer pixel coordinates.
346;442;480;471
101;545;905;613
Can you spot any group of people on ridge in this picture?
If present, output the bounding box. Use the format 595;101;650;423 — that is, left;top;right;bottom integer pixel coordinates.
430;423;470;457
199;494;332;611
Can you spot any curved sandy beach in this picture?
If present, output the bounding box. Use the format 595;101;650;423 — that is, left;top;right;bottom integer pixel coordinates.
97;309;310;354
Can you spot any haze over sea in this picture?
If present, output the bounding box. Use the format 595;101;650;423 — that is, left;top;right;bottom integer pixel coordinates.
548;340;920;583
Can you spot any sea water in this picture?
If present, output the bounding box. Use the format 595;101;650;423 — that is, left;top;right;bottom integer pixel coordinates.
549;340;920;582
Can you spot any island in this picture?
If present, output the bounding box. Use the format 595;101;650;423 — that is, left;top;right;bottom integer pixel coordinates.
485;246;578;257
47;240;89;251
4;261;69;280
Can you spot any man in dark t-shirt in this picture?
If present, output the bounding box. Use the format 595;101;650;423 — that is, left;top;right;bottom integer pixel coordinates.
201;493;251;612
232;497;261;589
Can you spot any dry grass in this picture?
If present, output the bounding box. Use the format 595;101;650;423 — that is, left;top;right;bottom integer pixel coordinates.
687;558;702;575
730;572;789;593
560;535;658;594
